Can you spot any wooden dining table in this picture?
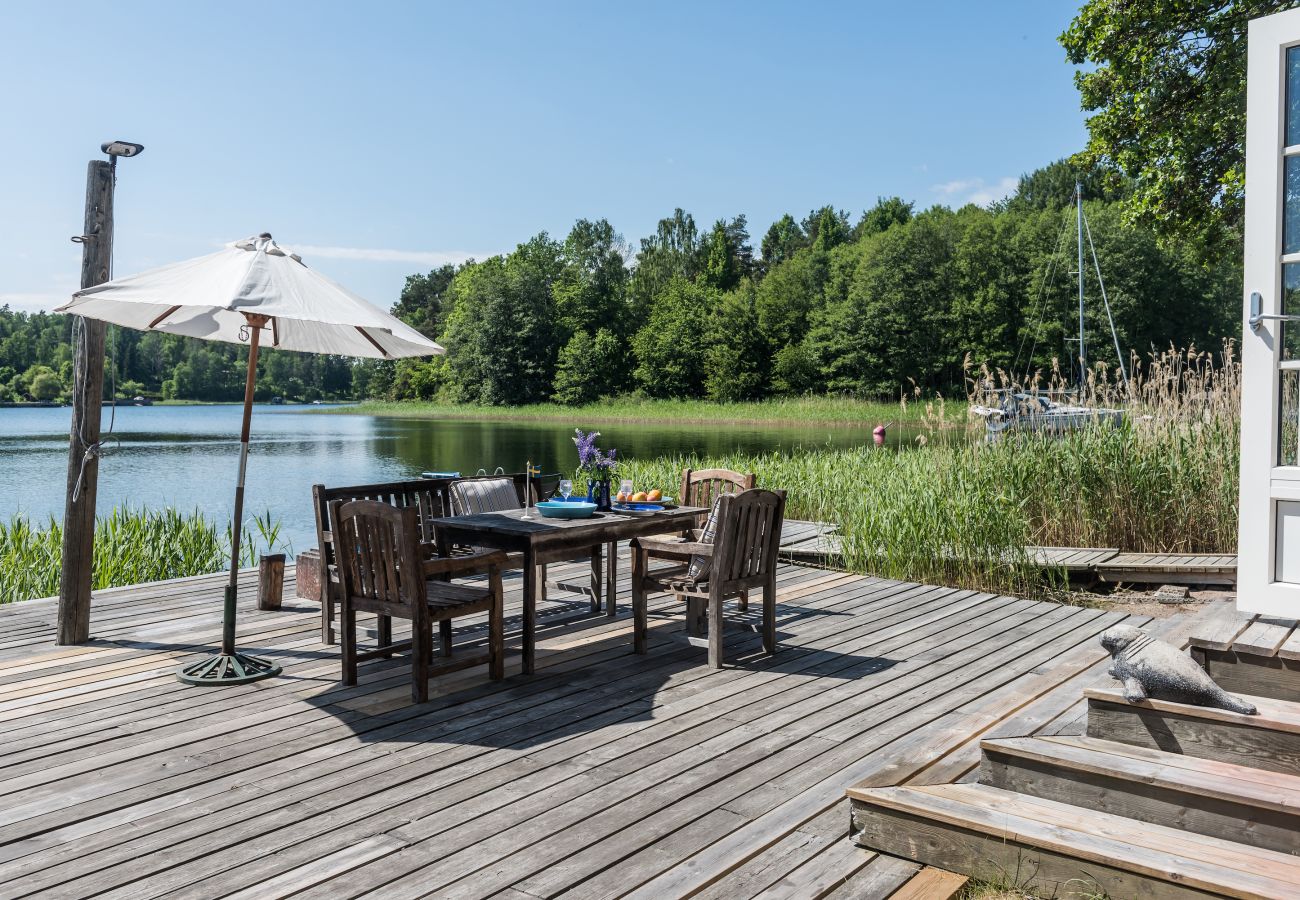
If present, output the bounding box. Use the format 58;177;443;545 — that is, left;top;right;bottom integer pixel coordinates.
432;505;704;674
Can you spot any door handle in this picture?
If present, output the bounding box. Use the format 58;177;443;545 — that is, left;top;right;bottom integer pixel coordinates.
1249;291;1300;331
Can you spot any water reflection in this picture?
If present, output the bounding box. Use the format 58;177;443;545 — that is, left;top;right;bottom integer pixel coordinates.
0;404;934;552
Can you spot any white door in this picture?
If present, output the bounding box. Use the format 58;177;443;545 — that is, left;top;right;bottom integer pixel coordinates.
1240;7;1300;616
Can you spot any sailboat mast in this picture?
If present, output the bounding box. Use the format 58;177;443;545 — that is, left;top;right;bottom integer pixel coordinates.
1076;181;1086;390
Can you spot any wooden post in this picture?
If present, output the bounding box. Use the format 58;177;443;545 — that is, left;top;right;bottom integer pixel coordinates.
57;160;114;645
257;554;286;610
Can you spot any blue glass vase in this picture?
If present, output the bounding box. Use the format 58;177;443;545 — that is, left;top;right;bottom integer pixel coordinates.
587;478;612;511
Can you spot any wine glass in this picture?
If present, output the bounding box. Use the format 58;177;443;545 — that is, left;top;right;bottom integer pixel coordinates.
559;479;573;501
619;478;634;503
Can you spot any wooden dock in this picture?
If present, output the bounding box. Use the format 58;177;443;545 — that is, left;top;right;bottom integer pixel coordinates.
784;536;1239;586
0;552;1162;898
1032;546;1238;585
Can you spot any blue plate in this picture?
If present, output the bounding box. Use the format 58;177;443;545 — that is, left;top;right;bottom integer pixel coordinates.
536;500;598;519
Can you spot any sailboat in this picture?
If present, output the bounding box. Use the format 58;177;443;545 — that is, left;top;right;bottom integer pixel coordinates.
970;182;1128;438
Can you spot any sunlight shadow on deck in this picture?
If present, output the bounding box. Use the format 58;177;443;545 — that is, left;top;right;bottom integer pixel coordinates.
293;600;897;752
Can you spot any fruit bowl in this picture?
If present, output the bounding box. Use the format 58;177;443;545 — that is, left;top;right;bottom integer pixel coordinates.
536;500;598;519
614;495;674;506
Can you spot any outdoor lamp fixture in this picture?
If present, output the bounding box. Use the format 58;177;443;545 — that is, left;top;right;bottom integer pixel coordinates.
101;141;144;158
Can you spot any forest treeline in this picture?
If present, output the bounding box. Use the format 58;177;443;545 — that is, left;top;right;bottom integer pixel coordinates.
0;160;1240;405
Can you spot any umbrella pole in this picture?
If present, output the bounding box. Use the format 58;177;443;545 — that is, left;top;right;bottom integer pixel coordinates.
178;314;282;686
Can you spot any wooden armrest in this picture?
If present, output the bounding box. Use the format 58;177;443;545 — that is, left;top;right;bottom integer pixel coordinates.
422;550;507;576
671;542;713;556
635;534;689;550
634;537;712;556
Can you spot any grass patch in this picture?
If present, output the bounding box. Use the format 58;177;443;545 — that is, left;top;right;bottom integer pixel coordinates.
325;395;962;428
0;507;291;604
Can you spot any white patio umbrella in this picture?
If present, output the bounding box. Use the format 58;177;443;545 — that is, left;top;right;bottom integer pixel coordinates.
57;233;444;685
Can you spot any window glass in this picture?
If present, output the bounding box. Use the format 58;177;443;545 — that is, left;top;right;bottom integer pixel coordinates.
1288;46;1300;146
1281;368;1300;466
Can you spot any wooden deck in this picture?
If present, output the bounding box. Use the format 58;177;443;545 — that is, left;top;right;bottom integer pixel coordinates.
0;552;1155;899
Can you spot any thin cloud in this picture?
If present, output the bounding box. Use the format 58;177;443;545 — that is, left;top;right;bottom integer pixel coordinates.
291;245;489;266
0;292;66;313
930;176;1018;208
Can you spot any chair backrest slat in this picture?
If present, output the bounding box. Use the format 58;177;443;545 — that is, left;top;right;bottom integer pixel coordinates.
680;468;756;510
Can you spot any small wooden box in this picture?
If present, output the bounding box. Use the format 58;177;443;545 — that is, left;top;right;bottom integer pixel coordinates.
295;549;322;602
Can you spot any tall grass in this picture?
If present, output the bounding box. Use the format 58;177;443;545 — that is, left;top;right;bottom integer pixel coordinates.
619;347;1240;597
329;394;963;427
0;507;291;605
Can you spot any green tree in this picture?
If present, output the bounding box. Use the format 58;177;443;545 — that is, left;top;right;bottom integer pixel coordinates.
628;209;701;316
753;247;829;352
705;285;767;401
700;216;753;292
1002;158;1126;213
552;328;625;404
949;206;1028;373
632;278;719;397
391;264;456;336
804;206;851;252
770;341;821;395
440;235;562;405
853;196;914;240
810;210;957;395
24;365;61;401
553;218;630;340
1060;0;1288;258
760;214;807;269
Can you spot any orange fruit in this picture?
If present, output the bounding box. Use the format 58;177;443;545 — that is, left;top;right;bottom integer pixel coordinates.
632;491;648;502
647;489;662;501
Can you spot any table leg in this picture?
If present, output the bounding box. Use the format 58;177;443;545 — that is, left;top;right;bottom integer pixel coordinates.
590;544;603;612
606;540;618;618
523;547;537;675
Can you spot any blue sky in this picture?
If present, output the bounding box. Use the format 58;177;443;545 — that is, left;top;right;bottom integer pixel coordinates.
1;0;1090;315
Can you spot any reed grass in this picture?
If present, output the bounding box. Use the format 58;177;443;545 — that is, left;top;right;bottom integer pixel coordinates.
619;347;1239;598
329;394;961;428
0;507;291;605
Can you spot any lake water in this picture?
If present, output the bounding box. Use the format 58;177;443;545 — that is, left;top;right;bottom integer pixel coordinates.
0;404;896;553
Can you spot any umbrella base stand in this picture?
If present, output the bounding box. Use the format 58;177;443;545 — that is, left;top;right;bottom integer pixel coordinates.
176;651;281;686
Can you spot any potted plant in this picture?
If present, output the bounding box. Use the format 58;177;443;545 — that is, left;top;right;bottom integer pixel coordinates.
572;429;617;511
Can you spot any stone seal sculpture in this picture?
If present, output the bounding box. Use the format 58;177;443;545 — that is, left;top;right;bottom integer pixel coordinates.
1100;624;1258;715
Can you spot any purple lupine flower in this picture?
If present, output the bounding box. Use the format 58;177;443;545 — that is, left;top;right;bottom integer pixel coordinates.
573;429;602;469
573;429;617;475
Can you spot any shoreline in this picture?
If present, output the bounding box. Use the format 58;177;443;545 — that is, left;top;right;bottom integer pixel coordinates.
317;397;966;430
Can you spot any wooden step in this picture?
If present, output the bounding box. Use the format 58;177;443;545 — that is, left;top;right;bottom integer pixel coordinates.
848;782;1300;899
1085;686;1300;775
980;735;1300;855
887;866;967;899
1194;647;1300;703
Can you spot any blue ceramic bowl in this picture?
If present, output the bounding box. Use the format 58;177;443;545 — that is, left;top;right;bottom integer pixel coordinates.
536;500;598;519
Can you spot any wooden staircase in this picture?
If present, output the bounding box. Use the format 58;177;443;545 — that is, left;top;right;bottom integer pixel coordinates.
850;643;1300;898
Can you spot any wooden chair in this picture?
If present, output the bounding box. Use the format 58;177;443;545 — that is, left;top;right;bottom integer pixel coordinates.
630;488;786;669
642;467;758;607
333;499;505;703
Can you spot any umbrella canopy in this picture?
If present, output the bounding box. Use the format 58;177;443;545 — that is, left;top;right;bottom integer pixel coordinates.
58;234;444;358
56;233;444;686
